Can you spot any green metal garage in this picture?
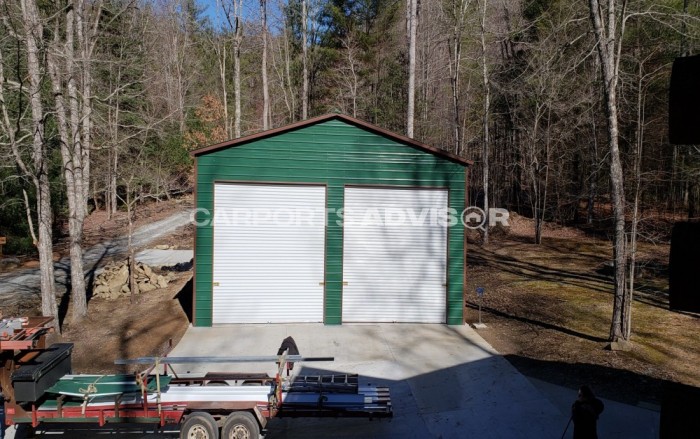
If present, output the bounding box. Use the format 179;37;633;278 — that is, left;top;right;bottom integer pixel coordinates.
191;114;470;326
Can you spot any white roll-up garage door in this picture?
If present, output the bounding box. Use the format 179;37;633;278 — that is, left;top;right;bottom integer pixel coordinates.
342;187;448;323
212;183;326;324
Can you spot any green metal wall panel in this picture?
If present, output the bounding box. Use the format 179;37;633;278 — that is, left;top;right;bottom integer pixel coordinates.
194;120;466;326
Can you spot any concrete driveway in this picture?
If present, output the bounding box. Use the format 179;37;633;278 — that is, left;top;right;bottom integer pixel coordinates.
168;324;564;439
4;323;660;439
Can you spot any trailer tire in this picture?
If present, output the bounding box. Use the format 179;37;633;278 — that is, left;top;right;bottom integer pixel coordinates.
221;411;259;439
181;412;219;439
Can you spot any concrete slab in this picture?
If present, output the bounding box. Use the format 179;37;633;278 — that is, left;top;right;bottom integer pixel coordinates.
4;324;662;438
135;249;193;268
169;324;564;438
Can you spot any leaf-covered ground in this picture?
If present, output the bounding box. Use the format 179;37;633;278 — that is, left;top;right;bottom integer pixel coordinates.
467;215;698;406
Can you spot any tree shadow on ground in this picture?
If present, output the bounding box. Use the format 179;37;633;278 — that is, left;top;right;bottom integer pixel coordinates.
468;245;615;294
468;242;678;314
56;244;115;329
503;354;700;438
175;277;193;324
466;302;608;343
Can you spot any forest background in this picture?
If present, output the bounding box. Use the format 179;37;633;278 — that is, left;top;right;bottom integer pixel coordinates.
0;0;699;342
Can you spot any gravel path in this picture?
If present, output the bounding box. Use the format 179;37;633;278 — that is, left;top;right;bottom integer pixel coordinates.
0;210;193;309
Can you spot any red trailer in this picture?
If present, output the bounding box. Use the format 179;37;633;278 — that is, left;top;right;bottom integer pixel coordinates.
1;317;391;438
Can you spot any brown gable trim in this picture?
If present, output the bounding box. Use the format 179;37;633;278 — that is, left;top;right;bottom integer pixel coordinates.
190;113;472;166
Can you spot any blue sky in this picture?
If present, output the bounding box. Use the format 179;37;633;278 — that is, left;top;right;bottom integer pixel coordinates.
197;0;227;28
196;0;285;30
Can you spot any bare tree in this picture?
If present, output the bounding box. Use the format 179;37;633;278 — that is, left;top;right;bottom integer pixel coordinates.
151;0;197;134
221;0;244;137
406;0;418;137
586;57;600;225
336;34;362;117
101;6;141;218
8;0;59;327
46;0;105;323
269;1;297;122
479;0;491;244
261;0;271;129
585;0;700;342
587;0;629;343
302;0;309;119
115;141;152;305
441;0;473;154
208;31;231;138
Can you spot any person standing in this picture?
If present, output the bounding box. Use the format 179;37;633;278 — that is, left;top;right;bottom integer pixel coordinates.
572;385;605;439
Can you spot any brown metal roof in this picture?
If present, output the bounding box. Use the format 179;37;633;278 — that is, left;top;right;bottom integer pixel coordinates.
190;113;472;166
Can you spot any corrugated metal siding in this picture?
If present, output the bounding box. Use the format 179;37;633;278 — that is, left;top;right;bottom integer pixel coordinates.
342;187;448;323
195;120;466;326
212;184;326;323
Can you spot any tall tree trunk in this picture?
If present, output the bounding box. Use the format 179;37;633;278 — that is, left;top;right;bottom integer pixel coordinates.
528;111;542;244
234;39;241;137
232;0;243;137
340;36;359;118
680;0;690;56
448;31;462;154
628;56;645;340
537;109;553;245
18;0;59;329
587;59;600;224
67;2;88;324
587;119;598;224
108;122;119;217
445;0;471;155
216;40;230;137
48;10;83;324
260;0;270;130
480;0;490;244
47;0;102;324
273;22;295;120
125;182;137;304
302;0;309;119
588;0;629;342
406;0;417;137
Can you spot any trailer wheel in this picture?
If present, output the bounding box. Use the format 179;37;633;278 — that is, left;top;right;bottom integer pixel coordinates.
221;411;259;439
181;412;219;439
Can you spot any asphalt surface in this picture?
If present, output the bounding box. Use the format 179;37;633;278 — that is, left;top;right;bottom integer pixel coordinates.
0;210;193;310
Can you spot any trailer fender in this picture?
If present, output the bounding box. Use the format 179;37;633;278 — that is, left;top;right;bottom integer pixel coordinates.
252;406;267;430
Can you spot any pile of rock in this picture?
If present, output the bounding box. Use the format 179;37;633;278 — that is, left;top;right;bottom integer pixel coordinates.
93;260;173;300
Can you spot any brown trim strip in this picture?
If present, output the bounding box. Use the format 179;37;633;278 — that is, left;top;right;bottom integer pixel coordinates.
190;113;473;167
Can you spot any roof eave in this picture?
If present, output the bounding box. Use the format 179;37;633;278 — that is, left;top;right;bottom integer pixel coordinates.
190;113;473;167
